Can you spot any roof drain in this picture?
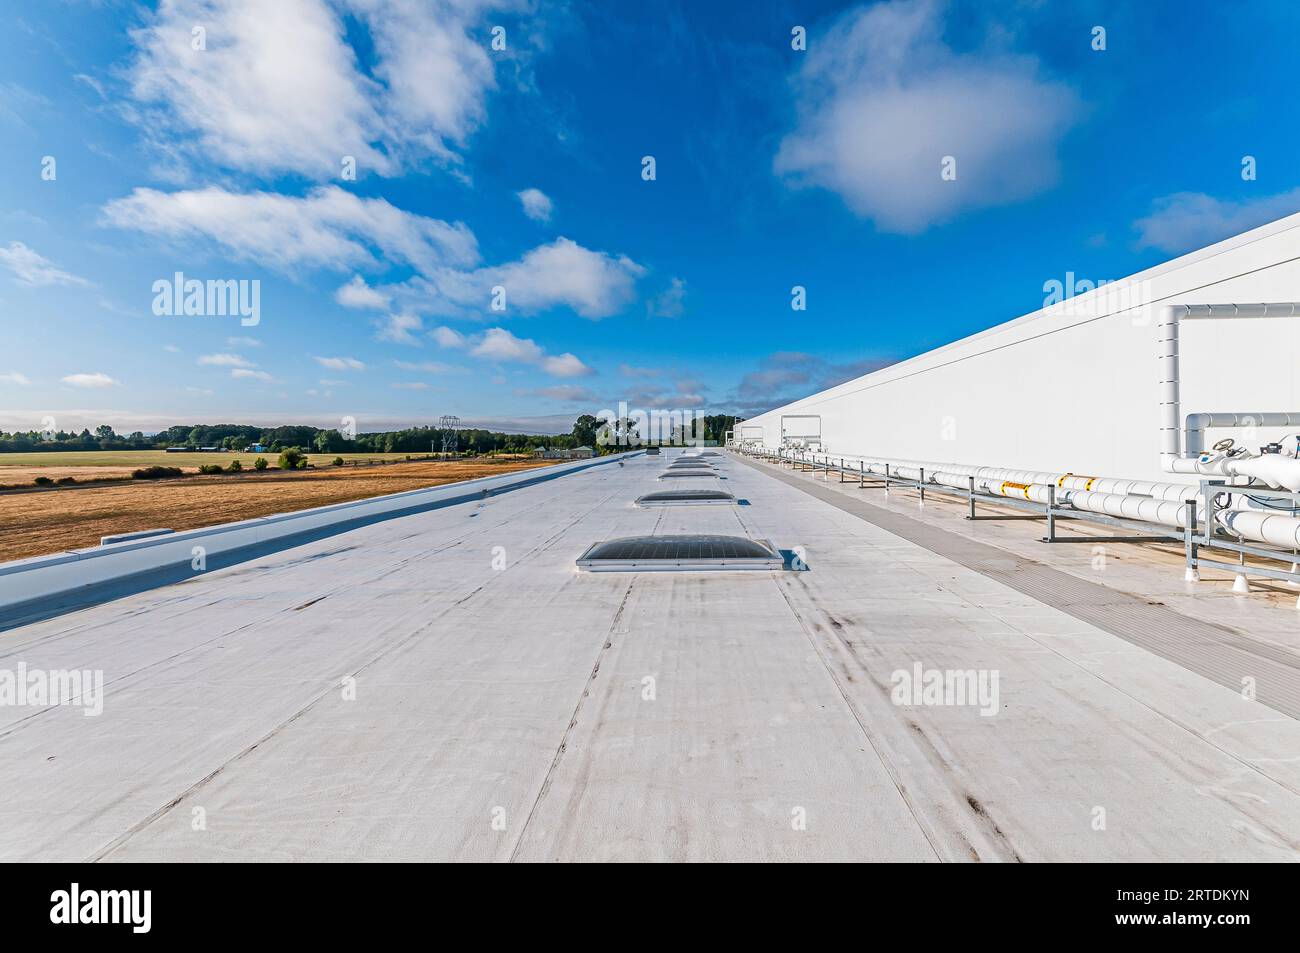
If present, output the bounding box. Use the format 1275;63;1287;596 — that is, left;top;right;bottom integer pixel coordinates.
576;535;782;571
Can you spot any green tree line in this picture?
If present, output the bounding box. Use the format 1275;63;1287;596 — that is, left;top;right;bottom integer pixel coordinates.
0;414;737;455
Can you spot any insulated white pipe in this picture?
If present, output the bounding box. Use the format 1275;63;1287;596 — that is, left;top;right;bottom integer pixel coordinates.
852;457;1198;505
853;458;1187;518
1220;508;1300;549
775;448;1300;553
1066;489;1190;528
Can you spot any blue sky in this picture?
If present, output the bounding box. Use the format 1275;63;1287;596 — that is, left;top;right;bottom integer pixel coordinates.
2;0;1300;435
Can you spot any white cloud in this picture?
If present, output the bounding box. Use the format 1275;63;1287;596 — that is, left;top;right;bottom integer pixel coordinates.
231;368;273;381
524;385;600;403
1134;189;1300;254
774;0;1080;233
394;359;457;373
541;353;593;379
620;384;709;410
127;0;502;179
198;352;254;367
471;327;543;363
335;274;392;310
74;73;107;100
646;276;686;318
102;185;479;275
130;0;380;178
392;381;430;390
376;311;422;344
431;325;468;348
516;187;553;222
103;189;644;321
354;0;499;163
227;336;262;348
61;372;118;388
619;363;661;378
733;351;891;411
314;355;366;370
401;238;643;319
0;371;31;385
0;242;88;287
443;326;593;379
476;238;643;318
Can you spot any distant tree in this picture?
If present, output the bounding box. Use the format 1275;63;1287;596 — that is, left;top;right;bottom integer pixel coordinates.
278;448;304;470
0;417;640;456
253;457;268;471
314;429;349;453
263;426;318;448
132;466;183;480
570;415;602;448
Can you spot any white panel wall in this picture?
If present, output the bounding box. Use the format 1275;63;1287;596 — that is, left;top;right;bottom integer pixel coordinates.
743;213;1300;485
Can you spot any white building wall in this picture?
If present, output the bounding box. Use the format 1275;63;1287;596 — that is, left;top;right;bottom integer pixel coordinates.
741;212;1300;485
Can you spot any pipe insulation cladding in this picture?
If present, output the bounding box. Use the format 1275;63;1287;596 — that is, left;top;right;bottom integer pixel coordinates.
770;448;1300;553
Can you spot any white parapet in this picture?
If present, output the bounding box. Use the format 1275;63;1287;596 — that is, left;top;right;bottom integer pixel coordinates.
0;453;635;613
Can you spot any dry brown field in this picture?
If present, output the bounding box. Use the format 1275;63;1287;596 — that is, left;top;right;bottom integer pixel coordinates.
0;458;556;562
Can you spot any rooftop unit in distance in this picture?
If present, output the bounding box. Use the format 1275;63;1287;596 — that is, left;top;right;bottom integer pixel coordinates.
635;489;736;507
576;535;782;571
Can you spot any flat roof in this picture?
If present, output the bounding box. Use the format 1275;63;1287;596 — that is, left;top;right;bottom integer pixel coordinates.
1;448;1298;861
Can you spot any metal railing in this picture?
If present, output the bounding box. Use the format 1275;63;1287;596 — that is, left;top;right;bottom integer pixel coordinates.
732;445;1300;590
1189;481;1300;586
